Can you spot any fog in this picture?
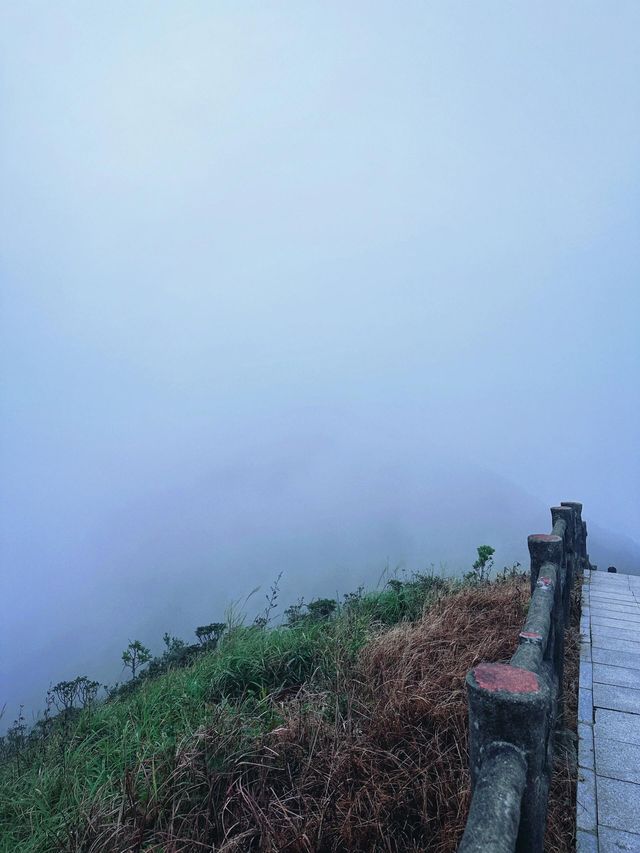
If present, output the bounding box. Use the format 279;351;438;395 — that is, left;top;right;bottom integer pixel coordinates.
1;2;639;723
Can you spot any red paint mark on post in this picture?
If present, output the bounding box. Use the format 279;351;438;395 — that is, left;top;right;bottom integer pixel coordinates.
519;631;543;642
474;662;539;694
537;576;553;589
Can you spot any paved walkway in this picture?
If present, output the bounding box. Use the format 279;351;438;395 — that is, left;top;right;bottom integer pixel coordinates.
579;570;640;853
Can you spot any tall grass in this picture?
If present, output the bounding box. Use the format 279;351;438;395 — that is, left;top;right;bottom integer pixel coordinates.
0;572;451;852
0;567;577;852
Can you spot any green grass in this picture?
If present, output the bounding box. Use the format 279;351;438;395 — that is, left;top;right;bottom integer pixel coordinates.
0;571;456;852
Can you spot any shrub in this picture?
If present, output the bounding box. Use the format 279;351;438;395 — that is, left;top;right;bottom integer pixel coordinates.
464;544;495;583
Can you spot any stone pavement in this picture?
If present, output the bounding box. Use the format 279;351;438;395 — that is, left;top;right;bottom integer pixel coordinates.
579;570;640;853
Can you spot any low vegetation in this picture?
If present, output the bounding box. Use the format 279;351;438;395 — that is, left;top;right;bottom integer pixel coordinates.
0;551;579;852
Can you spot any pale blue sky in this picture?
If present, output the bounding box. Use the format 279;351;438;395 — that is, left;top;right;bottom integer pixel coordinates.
1;2;639;718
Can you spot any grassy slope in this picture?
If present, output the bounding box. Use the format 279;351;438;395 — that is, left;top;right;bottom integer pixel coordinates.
0;576;448;851
0;571;578;853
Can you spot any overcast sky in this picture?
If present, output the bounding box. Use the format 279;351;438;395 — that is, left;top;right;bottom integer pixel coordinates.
1;2;639;721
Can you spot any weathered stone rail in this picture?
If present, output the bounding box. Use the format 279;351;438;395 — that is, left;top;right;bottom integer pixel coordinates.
458;501;591;853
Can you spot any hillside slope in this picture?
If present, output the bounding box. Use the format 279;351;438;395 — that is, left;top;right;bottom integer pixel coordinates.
0;568;578;853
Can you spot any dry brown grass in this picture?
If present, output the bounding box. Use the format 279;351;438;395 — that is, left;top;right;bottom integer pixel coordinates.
75;576;580;852
545;575;581;853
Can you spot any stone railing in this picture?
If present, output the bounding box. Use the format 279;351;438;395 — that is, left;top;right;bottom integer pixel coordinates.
458;501;590;853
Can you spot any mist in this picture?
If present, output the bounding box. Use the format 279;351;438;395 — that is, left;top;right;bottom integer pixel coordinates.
1;2;639;724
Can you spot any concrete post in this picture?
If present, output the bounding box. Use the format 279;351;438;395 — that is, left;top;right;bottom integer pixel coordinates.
466;663;552;853
527;534;563;597
583;520;590;568
561;502;584;569
551;506;575;620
